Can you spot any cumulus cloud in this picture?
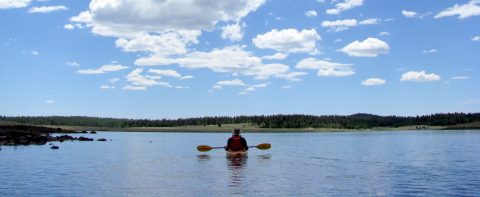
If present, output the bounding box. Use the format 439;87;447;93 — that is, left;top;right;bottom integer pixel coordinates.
296;57;354;77
361;78;386;86
321;19;357;31
305;10;317;17
28;5;68;13
400;70;441;82
115;31;200;57
321;18;379;31
148;69;189;79
77;64;129;74
221;23;246;42
326;0;364;15
339;37;390;57
472;36;480;41
261;52;288;60
136;45;300;81
402;10;418;18
252;29;321;53
0;0;32;9
69;0;266;83
435;0;480;19
71;0;265;36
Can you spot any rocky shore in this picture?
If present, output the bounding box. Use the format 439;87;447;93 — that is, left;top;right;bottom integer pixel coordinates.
0;125;97;146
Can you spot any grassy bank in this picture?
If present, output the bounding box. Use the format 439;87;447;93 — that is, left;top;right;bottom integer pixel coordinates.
3;120;479;133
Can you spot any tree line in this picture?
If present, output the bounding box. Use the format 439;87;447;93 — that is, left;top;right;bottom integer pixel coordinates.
1;113;479;129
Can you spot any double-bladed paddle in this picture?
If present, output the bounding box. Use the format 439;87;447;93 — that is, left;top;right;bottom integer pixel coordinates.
197;143;271;152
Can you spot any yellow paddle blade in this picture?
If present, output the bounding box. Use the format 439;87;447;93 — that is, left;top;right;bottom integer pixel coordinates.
197;145;213;152
256;143;271;150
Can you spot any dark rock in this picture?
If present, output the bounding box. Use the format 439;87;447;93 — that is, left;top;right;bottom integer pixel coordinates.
50;145;59;149
89;131;97;134
97;138;107;141
78;136;93;141
80;131;88;134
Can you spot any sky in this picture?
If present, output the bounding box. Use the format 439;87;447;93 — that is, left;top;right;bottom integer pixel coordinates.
0;0;479;119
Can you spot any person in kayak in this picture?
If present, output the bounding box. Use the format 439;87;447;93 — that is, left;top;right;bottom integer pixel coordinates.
225;128;248;151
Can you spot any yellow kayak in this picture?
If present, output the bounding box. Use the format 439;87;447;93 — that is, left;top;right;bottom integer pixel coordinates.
226;150;248;158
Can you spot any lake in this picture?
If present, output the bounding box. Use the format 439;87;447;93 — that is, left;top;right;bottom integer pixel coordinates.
1;130;480;196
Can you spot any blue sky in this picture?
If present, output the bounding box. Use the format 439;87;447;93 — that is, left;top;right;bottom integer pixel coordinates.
0;0;479;119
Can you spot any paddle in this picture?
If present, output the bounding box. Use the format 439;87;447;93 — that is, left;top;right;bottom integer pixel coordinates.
197;143;271;152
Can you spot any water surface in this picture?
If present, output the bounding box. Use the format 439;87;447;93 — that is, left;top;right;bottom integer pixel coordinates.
1;130;479;196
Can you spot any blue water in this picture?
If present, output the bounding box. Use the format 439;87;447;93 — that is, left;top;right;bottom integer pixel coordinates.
1;130;480;196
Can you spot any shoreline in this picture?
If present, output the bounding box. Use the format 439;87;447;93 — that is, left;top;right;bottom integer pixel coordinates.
38;125;476;133
3;121;479;133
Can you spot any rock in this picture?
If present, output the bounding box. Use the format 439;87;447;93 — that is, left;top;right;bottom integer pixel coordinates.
80;131;88;134
78;136;93;141
89;131;97;134
97;138;107;141
50;145;59;149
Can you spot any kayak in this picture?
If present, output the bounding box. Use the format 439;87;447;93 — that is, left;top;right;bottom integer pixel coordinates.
226;150;248;158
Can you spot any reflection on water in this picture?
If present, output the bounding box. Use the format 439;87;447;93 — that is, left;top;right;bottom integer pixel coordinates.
196;154;211;161
227;156;247;188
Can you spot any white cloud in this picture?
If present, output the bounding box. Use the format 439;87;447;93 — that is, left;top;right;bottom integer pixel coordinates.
402;10;418;18
180;75;194;80
64;24;74;30
126;68;158;86
361;78;386;86
326;0;364;15
261;52;288;60
321;19;357;31
451;76;470;80
216;79;247;87
305;10;317;17
100;85;115;89
422;49;438;54
0;0;32;9
359;18;379;25
379;31;390;36
135;45;296;81
275;71;308;81
221;23;246;42
400;70;441;82
45;100;55;104
296;57;354;77
472;36;480;41
280;85;292;89
435;0;480;19
148;69;182;78
65;62;80;67
123;85;146;91
77;64;129;74
72;0;265;36
31;50;39;56
252;29;321;53
339;37;390;57
321;18;379;31
28;5;68;13
115;31;200;57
